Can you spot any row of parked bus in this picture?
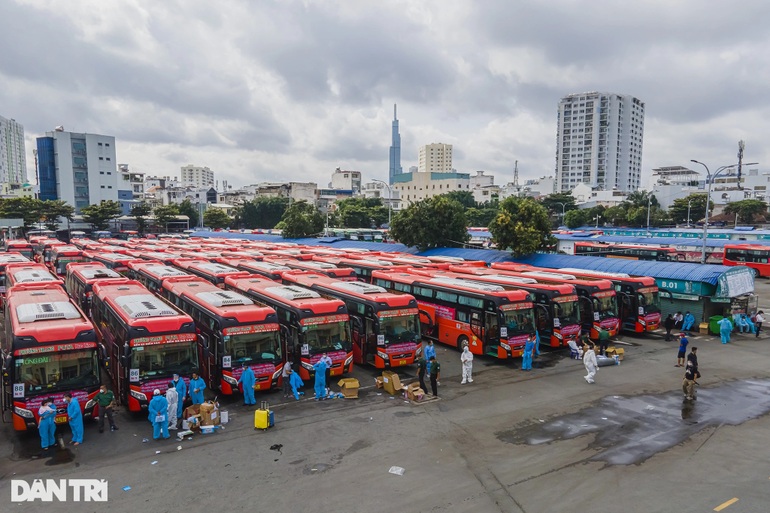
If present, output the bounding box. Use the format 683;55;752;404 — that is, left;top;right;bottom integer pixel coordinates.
0;234;663;432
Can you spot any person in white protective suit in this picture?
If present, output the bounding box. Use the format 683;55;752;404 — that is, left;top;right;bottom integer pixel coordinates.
166;382;179;430
583;342;598;384
460;344;474;384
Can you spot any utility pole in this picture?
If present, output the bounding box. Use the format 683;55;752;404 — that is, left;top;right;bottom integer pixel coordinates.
737;140;745;190
513;160;520;197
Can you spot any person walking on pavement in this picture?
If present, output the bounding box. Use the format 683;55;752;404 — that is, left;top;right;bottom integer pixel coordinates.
676;333;689;367
312;359;328;400
754;311;765;338
148;389;170;440
282;361;293;398
424;340;436;374
683;347;700;400
94;384;118;433
416;356;428;392
237;364;257;406
664;314;675;341
598;327;610;356
37;398;57;451
583;343;598;384
171;373;186;419
460;344;474;383
521;334;535;371
718;316;733;344
165;382;179;430
64;393;83;446
189;372;206;404
682;311;696;334
429;356;440;396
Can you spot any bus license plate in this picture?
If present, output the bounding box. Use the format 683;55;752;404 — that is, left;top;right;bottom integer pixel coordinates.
55;416;67;424
399;360;406;366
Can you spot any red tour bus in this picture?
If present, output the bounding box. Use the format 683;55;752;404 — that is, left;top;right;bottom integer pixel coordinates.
160;276;283;394
722;244;770;277
83;252;139;275
4;240;34;260
49;245;87;276
1;283;100;431
371;269;536;360
573;241;676;261
127;261;189;294
65;262;127;314
171;259;250;288
223;259;293;282
90;280;198;412
264;257;358;282
5;262;64;291
281;271;421;368
0;253;30;294
225;275;353;381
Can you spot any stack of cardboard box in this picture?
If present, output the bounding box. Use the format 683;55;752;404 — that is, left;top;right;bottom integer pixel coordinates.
381;371;406;396
199;401;220;426
337;378;360;399
605;347;625;361
405;383;425;402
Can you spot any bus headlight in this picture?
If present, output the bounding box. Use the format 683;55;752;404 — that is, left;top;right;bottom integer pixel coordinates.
344;355;353;367
415;345;422;357
377;351;389;360
85;398;97;410
129;389;147;402
222;374;238;386
14;406;34;418
272;368;282;381
301;361;314;371
500;342;511;351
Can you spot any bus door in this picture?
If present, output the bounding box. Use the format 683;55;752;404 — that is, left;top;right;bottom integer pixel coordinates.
469;311;484;350
578;296;594;336
534;305;552;343
418;303;438;340
349;315;366;364
617;291;634;331
483;312;499;353
198;331;214;389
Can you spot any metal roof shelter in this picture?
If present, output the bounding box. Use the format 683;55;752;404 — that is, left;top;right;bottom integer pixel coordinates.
191;231;417;254
553;233;770;248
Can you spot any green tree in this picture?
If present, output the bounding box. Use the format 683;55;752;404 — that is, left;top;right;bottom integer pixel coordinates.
603;205;629;226
0;197;44;230
488;196;552;257
153;204;180;232
625;190;659;209
81;200;122;231
540;193;578;220
563;209;588;229
130;202;153;235
466;207;498;227
234;197;289;229
39;200;74;231
203;208;232;230
276;200;324;238
442;190;476;209
668;194;711;226
335;197;388;229
724;199;768;224
177;199;200;229
389;196;469;251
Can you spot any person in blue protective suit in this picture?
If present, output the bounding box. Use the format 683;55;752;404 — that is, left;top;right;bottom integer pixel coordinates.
743;313;756;334
521;334;535;371
188;372;206;404
681;311;696;333
238;365;257;406
718;316;733;344
171;373;186;419
148;389;170;440
313;359;328;400
424;340;436;374
288;368;304;401
736;314;752;333
37;398;57;451
64;393;83;446
534;330;541;357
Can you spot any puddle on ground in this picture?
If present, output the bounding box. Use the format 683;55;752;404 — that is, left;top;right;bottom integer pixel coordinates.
393;411;416;418
44;448;75;465
497;379;770;465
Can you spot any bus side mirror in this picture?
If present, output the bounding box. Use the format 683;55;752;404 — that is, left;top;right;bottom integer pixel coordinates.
351;316;363;332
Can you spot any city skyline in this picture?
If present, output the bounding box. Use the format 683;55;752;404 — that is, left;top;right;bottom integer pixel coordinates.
1;1;768;190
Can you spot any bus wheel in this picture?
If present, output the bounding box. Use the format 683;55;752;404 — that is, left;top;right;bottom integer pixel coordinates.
457;335;469;351
752;268;760;278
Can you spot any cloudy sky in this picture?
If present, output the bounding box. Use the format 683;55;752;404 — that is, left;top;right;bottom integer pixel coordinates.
2;0;769;190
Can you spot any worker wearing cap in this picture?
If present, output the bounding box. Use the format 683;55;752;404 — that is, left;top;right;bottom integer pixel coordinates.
148;389;170;440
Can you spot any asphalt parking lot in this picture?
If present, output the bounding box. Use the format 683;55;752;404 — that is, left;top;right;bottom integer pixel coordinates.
3;278;770;513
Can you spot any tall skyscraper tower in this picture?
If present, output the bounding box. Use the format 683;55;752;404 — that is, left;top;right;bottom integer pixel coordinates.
555;92;644;193
388;104;402;185
0;115;28;184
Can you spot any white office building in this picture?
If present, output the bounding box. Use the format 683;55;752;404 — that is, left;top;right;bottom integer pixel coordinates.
556;92;644;193
418;143;453;174
180;165;215;188
0;115;28;184
330;168;361;192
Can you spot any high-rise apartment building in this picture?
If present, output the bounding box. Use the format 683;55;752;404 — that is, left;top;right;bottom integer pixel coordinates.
36;129;120;213
555;92;644;193
0;115;28;184
418;143;453;174
181;165;214;188
388;104;402;185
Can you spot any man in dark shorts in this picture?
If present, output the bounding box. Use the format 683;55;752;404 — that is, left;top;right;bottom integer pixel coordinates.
429;356;440;397
676;333;688;367
416;357;427;393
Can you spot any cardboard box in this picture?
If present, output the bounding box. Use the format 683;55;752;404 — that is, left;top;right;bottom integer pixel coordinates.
699;322;709;335
605;346;617;357
374;376;384;389
199;401;220;426
406;383;424;402
183;404;200;420
337;378;360;399
382;371;404;396
614;348;625;361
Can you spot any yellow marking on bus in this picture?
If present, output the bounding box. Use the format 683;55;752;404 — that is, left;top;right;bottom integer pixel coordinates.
714;498;739;511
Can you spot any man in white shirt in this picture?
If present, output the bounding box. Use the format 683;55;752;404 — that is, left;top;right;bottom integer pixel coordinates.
755;311;765;338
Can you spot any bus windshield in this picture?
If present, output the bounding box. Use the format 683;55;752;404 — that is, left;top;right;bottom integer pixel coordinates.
379;313;421;344
501;309;536;336
638;291;661;314
302;321;351;353
226;331;282;365
554;300;580;326
15;349;99;395
594;294;619;319
130;341;198;380
54;256;87;275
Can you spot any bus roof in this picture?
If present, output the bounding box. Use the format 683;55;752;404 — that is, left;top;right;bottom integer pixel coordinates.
92;280;194;329
281;271;417;308
5;284;95;347
6;263;62;286
161;276;277;325
172;259;248;278
225;275;347;316
128;261;189;281
439;267;578;296
372;270;532;302
67;262;125;282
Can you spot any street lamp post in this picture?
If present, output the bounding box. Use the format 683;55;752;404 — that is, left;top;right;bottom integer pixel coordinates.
371;179;392;227
554;202;566;224
646;194;653;236
690;160;759;264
